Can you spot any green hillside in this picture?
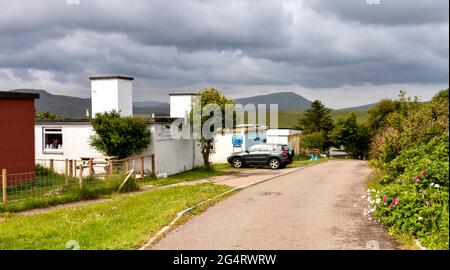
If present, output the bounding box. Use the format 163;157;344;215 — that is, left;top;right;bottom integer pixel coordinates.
274;109;368;128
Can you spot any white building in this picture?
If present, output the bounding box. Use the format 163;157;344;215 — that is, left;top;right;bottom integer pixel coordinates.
210;125;267;163
34;76;302;173
266;129;301;145
35;76;203;176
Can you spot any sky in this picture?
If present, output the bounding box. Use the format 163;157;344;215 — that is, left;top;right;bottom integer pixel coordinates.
0;0;448;109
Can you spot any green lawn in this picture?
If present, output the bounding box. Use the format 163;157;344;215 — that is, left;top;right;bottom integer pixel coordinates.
140;166;232;186
0;183;230;250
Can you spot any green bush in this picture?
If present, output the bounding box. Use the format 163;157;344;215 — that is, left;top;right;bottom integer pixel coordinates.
90;110;151;159
368;90;449;250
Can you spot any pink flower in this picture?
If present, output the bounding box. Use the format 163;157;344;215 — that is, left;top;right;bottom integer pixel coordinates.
383;196;387;201
414;176;420;183
392;199;399;205
421;170;427;176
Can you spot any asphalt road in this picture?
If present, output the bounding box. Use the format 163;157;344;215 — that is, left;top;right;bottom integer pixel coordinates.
152;160;398;250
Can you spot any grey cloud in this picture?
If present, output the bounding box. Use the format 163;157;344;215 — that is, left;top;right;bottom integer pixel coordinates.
309;0;449;25
0;0;447;106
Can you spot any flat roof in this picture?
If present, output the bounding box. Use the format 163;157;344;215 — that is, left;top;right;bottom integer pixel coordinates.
35;117;179;125
89;75;134;81
168;93;198;96
0;91;40;100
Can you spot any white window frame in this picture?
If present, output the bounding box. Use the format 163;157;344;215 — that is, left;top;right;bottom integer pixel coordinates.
43;127;64;154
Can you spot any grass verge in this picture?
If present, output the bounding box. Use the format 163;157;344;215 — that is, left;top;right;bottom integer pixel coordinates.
139;166;232;186
0;183;230;250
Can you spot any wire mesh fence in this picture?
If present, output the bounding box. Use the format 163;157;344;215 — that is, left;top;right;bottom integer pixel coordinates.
0;155;155;212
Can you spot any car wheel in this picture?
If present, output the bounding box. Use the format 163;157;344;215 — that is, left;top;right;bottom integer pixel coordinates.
269;158;280;169
232;157;243;168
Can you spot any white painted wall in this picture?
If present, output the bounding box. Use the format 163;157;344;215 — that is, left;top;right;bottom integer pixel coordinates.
35;123;203;176
91;79;133;117
266;129;301;145
170;95;194;118
210;129;267;163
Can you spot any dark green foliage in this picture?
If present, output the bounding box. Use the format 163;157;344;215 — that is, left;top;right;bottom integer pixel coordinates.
368;90;449;249
299;131;327;151
366;99;400;135
36;111;64;120
191;87;235;170
90;110;151;159
295;100;333;133
330;113;371;159
295;100;333;151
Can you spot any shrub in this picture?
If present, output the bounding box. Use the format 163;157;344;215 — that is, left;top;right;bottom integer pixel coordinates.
368;90;449;249
90;110;151;159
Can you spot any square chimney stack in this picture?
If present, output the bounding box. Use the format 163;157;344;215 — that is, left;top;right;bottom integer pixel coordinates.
89;75;134;117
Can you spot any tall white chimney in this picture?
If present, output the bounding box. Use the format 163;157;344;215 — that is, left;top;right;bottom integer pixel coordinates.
169;93;198;118
90;75;134;117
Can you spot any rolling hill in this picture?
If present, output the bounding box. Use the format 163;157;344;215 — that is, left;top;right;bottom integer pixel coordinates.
7;89;370;125
235;91;312;109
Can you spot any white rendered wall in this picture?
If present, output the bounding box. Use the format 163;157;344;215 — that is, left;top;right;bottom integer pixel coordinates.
35;123;202;176
210;130;267;163
91;79;133;117
170;95;193;118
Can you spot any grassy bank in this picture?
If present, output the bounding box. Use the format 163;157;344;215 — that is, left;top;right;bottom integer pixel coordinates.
0;183;230;250
140;166;229;186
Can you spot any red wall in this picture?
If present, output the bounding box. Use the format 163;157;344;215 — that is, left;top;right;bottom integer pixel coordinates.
0;99;36;184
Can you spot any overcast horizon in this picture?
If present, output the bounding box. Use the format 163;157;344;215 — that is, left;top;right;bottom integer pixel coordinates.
0;0;448;109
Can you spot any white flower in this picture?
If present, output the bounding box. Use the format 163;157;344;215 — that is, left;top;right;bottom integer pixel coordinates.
434;184;440;188
430;182;435;186
418;216;423;221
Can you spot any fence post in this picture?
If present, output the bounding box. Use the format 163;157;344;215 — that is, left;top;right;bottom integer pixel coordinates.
69;160;73;177
64;159;69;185
89;159;94;177
151;154;155;176
109;160;113;177
49;159;54;172
125;159;129;172
73;160;77;177
79;164;83;190
140;156;144;176
132;159;136;179
2;169;6;207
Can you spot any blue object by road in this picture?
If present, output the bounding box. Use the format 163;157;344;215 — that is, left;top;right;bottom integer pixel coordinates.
232;135;243;147
310;155;318;161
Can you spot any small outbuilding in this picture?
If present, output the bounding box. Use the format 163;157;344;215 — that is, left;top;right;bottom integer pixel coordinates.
0;91;40;183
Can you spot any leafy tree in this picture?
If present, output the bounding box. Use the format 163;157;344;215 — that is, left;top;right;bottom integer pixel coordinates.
366;99;400;135
330;113;370;159
90;110;151;159
431;88;449;103
295;100;333;151
36;111;63;120
299;132;327;151
191;87;235;170
295;100;333;133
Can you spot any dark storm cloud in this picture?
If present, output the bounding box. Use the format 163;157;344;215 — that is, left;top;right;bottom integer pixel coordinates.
0;0;448;104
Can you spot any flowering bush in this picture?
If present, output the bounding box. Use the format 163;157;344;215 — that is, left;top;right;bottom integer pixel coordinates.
368;89;449;250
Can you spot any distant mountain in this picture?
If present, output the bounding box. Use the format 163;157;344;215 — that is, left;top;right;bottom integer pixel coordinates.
235;92;312;110
11;89;91;118
133;100;169;108
7;89;360;119
9;89;171;118
340;102;379;111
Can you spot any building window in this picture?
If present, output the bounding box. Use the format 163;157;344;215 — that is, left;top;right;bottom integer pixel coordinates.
43;128;63;153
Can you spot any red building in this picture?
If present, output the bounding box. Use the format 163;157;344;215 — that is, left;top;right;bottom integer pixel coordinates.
0;91;39;185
